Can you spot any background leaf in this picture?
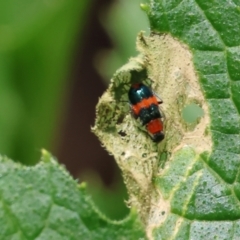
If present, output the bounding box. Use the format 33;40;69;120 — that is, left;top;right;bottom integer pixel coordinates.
0;0;89;165
0;151;145;240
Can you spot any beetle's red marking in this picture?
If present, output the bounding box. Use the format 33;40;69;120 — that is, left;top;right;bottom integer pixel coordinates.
146;119;163;134
131;96;158;115
132;83;141;89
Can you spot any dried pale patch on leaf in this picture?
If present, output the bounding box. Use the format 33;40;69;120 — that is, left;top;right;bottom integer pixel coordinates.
93;33;212;230
93;55;160;220
136;34;212;238
138;33;212;155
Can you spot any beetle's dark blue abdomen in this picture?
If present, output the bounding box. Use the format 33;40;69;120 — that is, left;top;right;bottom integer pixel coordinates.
139;104;161;125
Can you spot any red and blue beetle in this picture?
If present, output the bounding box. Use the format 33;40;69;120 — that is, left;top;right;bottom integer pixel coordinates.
128;83;164;142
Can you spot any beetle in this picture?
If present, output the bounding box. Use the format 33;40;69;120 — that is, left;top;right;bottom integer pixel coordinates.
128;83;164;142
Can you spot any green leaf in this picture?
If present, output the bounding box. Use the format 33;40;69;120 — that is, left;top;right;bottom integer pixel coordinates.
0;0;89;164
0;150;145;240
145;0;240;239
93;0;240;239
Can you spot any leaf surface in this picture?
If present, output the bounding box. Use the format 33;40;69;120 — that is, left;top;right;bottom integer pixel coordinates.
141;0;240;239
0;151;145;240
94;0;240;239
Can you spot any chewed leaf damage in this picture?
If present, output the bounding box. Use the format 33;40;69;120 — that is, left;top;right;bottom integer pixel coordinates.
93;33;211;227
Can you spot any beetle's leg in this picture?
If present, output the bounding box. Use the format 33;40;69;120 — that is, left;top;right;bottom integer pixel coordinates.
152;91;163;104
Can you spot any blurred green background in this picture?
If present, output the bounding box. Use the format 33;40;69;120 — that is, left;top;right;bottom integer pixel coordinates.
0;0;148;219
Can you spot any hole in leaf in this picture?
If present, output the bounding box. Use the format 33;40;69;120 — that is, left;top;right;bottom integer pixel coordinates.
182;103;204;123
117;114;125;125
118;130;127;137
